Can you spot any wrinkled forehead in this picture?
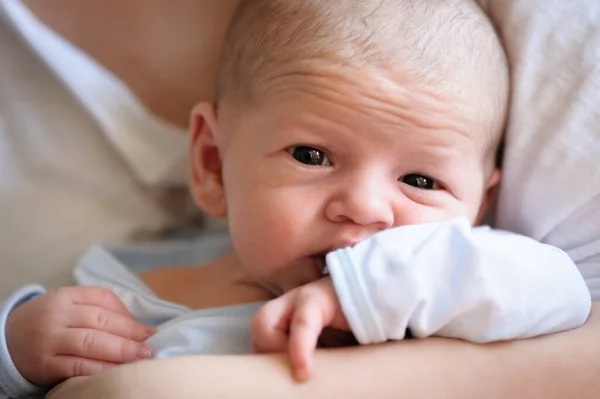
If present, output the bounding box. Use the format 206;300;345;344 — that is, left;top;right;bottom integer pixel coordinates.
222;63;490;155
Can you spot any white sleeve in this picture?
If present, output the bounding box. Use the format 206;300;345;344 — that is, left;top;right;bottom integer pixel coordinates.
327;218;592;345
0;285;46;399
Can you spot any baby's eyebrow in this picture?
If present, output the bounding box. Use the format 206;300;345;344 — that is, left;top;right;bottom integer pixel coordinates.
399;143;465;164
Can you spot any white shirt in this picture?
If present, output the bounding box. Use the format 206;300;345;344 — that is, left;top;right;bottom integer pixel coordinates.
0;219;590;398
0;0;222;299
0;0;189;187
487;0;600;301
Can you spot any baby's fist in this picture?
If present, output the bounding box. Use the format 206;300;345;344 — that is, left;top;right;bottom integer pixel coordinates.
6;286;155;386
251;277;350;381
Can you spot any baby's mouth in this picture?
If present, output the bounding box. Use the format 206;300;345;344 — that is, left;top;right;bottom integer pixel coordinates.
312;254;329;277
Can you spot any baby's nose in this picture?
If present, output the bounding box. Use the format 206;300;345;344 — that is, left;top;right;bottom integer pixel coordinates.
325;175;394;228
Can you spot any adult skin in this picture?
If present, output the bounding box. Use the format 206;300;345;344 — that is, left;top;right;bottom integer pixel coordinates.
49;304;599;398
23;0;241;128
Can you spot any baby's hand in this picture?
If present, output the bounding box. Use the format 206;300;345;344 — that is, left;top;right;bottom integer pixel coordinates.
6;286;155;387
251;277;349;382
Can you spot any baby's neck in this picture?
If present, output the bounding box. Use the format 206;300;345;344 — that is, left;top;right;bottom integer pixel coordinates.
138;252;274;309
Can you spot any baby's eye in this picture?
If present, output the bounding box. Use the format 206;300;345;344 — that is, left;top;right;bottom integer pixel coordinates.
401;174;439;190
287;146;332;166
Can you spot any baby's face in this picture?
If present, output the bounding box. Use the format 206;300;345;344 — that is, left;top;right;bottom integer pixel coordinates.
191;66;499;294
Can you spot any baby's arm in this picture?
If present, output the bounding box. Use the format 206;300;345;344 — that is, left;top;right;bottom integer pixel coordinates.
330;218;590;344
0;285;154;398
252;218;591;379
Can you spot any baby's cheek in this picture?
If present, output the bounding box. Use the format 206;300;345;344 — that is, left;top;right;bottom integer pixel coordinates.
227;203;290;273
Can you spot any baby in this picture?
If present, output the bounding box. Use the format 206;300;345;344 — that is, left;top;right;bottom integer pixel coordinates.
0;0;590;396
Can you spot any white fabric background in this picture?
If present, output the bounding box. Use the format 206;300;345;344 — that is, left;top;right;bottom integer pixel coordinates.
479;0;600;300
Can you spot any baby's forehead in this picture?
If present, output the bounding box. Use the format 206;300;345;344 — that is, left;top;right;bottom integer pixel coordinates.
252;68;491;151
259;59;481;123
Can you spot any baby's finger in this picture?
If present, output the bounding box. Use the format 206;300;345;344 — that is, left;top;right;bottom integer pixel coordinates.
44;355;116;383
289;294;325;382
56;329;153;364
67;286;133;317
67;306;155;341
251;297;295;353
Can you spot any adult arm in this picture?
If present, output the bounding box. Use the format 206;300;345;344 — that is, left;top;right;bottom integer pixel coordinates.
48;303;600;399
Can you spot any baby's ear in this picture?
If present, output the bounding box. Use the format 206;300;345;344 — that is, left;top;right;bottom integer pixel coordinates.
189;103;227;218
475;168;501;225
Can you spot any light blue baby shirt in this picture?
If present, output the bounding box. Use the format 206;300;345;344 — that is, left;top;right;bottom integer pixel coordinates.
0;235;263;399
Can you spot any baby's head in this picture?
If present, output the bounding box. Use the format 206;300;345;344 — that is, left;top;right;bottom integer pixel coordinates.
190;0;509;293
